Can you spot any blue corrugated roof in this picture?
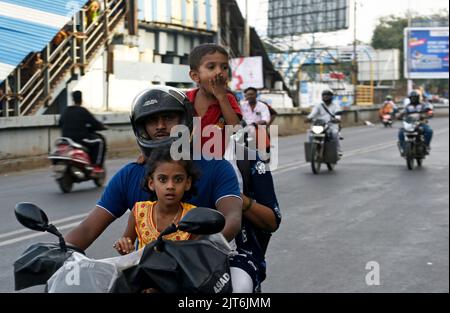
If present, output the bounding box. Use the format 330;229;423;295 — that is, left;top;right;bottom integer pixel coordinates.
0;0;88;83
0;16;58;65
0;0;87;18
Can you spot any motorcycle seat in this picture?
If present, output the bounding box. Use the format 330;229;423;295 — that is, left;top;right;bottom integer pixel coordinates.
55;137;89;152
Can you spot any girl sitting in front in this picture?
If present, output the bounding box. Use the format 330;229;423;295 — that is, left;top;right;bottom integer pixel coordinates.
113;148;199;254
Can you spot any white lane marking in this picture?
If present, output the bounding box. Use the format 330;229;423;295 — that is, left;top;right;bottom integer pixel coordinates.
0;221;81;248
0;213;88;240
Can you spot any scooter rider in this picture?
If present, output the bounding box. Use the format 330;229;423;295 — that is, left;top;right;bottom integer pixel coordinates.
379;95;395;120
59;90;107;172
305;89;342;156
398;90;433;154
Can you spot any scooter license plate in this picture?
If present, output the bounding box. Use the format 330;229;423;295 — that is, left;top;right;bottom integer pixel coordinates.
52;164;67;178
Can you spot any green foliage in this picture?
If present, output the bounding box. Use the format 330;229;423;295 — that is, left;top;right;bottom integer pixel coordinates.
371;15;408;50
371;11;449;82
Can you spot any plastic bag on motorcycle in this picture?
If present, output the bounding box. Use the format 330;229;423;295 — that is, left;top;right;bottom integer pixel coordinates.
46;249;143;293
110;234;232;293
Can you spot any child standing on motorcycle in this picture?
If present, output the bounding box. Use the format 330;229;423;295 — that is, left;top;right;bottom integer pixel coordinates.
186;43;242;157
113;148;199;255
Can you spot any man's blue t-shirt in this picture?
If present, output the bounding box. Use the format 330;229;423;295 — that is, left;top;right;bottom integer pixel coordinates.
97;158;241;218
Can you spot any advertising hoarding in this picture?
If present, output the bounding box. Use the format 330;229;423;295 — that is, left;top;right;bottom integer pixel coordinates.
404;27;449;79
268;0;349;37
230;56;264;91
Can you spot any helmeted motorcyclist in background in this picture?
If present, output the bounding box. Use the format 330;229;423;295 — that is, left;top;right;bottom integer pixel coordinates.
59;90;107;171
398;90;433;154
379;95;395;120
306;89;343;156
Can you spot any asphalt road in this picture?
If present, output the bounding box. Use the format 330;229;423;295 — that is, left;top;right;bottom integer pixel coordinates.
0;117;448;293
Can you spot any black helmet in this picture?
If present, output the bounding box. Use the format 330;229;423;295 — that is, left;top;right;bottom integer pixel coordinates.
322;89;334;97
130;86;193;157
409;90;420;98
409;90;420;104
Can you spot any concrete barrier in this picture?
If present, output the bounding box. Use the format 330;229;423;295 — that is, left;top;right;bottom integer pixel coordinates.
1;104;448;174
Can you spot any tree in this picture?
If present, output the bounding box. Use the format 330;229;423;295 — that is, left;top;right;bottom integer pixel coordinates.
371;11;449;96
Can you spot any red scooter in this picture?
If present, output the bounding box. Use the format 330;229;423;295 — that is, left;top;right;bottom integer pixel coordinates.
48;137;106;193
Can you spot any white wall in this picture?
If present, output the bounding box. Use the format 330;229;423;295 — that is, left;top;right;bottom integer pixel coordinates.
68;43;194;113
71;55;106;112
358;49;400;82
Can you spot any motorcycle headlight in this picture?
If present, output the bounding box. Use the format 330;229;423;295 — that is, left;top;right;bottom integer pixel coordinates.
403;122;415;132
312;125;324;134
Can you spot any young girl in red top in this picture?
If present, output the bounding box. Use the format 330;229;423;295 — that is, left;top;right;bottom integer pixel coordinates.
187;43;242;157
113;148;199;254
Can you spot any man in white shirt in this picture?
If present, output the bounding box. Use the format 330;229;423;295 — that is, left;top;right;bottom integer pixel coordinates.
240;87;271;153
240;87;271;127
306;89;342;156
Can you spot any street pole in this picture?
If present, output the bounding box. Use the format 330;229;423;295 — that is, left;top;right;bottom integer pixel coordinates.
352;0;358;106
244;0;250;56
406;0;413;95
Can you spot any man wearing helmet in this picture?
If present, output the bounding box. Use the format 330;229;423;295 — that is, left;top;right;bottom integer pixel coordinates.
398;90;433;154
305;89;343;156
65;86;242;249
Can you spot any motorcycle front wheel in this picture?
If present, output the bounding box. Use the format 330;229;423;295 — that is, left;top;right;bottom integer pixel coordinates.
404;142;415;170
311;143;322;174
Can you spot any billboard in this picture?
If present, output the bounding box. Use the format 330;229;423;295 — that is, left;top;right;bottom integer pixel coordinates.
267;0;349;38
230;56;264;91
138;0;218;32
404;27;449;79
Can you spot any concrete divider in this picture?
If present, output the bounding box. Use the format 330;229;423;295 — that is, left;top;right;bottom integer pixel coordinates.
1;105;448;174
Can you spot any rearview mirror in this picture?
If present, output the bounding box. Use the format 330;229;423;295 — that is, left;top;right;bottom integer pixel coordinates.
15;202;50;232
14;202;68;252
177;207;225;235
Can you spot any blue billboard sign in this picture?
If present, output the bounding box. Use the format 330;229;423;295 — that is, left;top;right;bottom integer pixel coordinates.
404;27;449;79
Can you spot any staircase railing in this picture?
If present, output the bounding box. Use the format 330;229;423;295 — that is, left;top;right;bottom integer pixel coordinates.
0;0;127;117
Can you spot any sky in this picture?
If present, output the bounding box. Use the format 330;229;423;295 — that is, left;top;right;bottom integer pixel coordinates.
236;0;449;48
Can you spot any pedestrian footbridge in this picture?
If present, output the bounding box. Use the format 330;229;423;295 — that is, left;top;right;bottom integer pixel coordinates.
0;0;127;117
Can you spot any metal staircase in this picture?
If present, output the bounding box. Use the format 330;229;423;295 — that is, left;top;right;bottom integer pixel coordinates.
1;0;127;117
